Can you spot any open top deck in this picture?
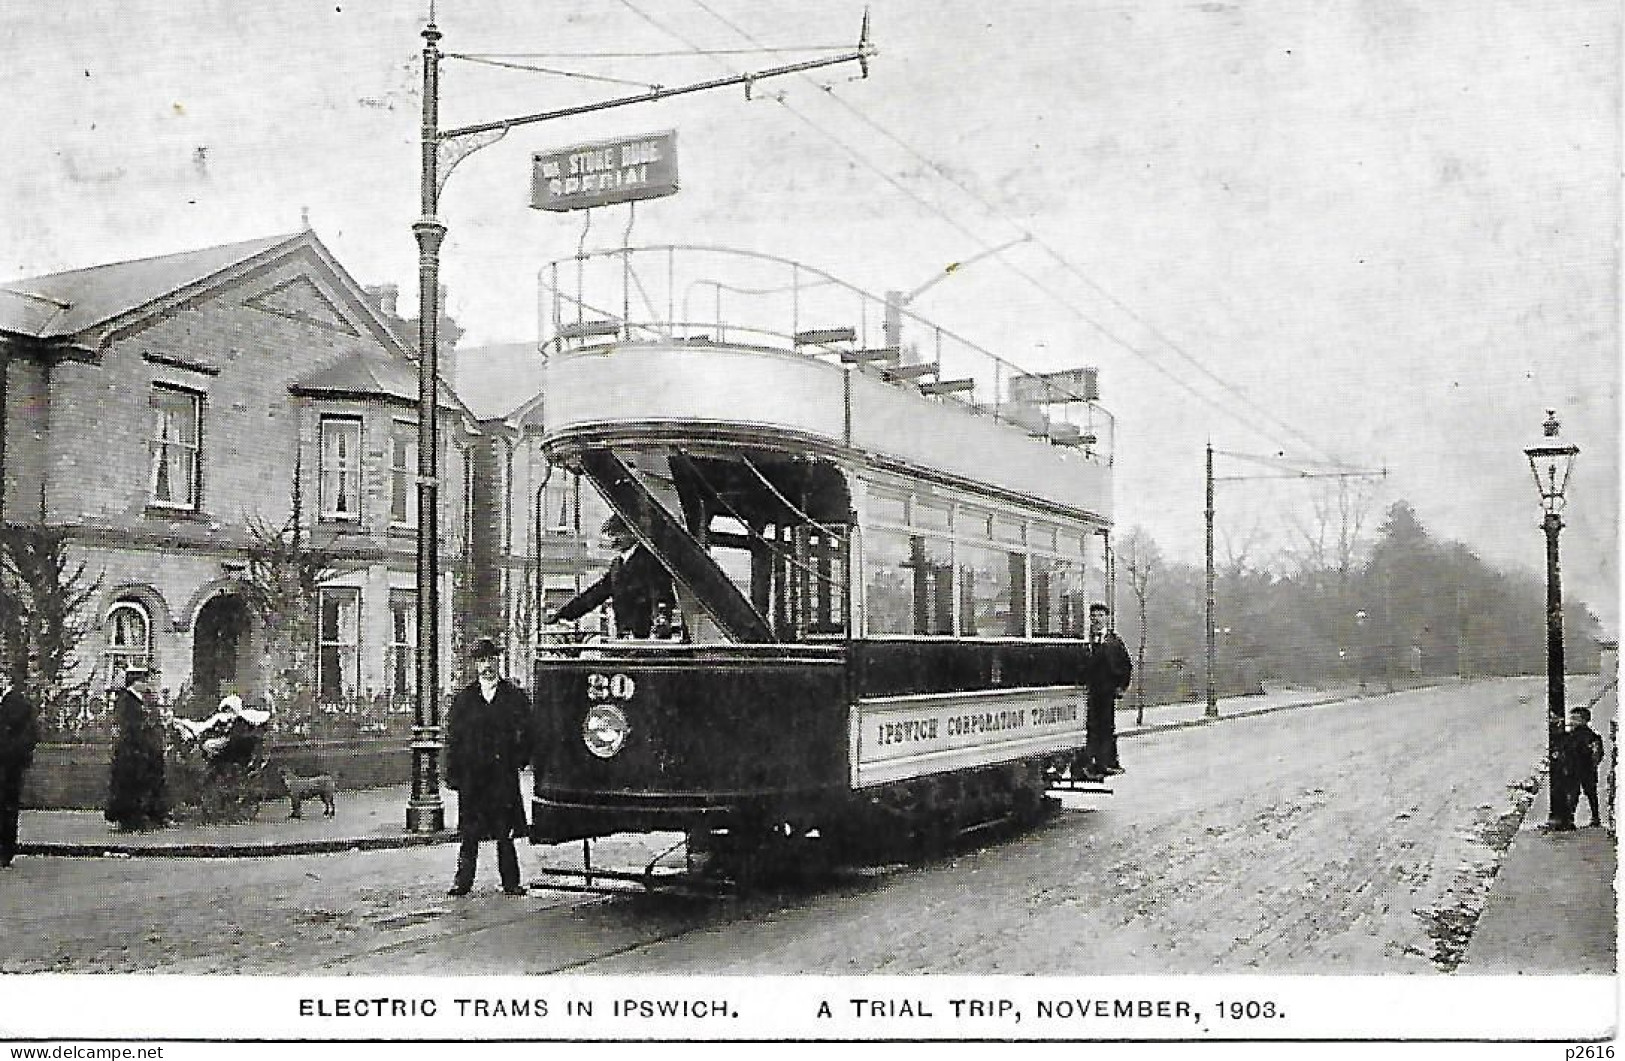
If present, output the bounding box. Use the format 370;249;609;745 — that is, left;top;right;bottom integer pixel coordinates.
532;245;1113;522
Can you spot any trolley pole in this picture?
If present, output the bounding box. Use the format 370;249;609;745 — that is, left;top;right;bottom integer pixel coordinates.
403;16;875;833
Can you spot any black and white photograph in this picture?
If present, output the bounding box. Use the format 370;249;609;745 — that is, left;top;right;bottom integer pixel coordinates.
0;0;1617;1052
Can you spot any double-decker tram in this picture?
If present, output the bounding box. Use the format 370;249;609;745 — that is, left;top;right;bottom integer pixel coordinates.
527;246;1115;882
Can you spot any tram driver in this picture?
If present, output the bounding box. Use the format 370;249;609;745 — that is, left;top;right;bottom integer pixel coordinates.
544;515;676;639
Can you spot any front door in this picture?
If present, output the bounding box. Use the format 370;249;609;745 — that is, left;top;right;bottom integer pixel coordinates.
193;593;252;709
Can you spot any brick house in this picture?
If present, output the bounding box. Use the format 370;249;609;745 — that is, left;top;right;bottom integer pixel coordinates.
0;230;477;712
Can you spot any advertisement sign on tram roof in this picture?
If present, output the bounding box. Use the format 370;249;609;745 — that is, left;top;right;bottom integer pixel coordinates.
1008;366;1099;405
530;130;680;212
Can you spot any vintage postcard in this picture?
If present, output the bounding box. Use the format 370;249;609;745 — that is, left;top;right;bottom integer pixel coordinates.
0;1;1616;1053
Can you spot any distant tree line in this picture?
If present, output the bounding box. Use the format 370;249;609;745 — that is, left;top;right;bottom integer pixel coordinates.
1115;498;1605;708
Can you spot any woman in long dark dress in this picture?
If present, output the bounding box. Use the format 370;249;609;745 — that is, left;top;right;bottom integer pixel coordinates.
105;666;168;830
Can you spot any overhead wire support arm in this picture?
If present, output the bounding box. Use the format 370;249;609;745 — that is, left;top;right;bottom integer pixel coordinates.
1213;469;1388;482
437;13;876;141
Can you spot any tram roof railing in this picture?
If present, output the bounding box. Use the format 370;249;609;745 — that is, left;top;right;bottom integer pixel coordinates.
535;245;1114;464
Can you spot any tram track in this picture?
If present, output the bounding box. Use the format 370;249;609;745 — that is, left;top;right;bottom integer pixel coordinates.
312;823;1038;975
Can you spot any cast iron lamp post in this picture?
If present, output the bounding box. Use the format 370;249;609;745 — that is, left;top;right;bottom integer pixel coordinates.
1524;409;1579;830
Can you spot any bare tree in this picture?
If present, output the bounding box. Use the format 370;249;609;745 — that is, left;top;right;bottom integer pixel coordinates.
1118;525;1162;725
1285;477;1376;586
1282;477;1377;682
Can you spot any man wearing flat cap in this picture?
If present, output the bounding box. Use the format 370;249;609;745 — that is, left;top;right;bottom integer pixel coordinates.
1081;603;1132;780
444;637;534;896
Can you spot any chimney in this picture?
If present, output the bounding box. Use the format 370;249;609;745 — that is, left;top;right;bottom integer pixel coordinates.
436;283;462;388
364;283;400;318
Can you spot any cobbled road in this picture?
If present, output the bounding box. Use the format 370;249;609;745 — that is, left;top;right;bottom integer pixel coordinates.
0;676;1579;976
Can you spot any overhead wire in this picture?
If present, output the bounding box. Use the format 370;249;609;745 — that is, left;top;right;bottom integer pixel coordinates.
443;52;661;90
614;0;1267;447
679;0;1350;466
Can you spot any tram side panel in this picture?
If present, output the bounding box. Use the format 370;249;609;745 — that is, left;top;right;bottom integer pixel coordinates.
849;640;1092;790
528;653;849;843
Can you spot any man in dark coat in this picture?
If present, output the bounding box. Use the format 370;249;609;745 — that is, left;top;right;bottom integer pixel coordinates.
104;665;169;831
444;638;534;896
1077;603;1133;782
545;516;673;639
1560;706;1606;829
0;670;39;867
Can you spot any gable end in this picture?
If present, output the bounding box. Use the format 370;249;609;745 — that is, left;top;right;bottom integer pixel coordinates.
244;276;361;336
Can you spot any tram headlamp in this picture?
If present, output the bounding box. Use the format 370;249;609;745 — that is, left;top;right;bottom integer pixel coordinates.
582;703;631;759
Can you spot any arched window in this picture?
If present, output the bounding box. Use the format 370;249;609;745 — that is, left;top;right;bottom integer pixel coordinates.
106;601;151;682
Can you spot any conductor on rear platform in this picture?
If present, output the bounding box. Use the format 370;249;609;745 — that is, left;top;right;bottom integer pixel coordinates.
1077;603;1133;782
445;638;534;897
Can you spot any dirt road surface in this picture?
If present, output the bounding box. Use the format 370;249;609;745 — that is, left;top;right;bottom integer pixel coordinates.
0;676;1580;977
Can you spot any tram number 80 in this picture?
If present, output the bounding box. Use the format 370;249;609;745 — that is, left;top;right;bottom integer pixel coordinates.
586;673;636;702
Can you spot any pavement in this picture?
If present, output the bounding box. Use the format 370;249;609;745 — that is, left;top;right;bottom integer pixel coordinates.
1457;676;1618;975
12;676;1617;974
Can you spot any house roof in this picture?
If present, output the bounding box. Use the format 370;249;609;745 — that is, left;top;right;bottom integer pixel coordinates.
292;347;469;417
453;342;547;421
0;229;473;422
0;232;302;340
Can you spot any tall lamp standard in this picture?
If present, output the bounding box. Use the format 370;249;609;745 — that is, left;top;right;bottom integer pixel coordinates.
1524;409;1580;830
406;21;448;834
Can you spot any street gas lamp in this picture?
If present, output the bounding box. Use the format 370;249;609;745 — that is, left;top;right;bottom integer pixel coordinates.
1523;409;1580;830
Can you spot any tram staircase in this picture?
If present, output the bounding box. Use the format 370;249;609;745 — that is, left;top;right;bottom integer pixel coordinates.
577;448;778;644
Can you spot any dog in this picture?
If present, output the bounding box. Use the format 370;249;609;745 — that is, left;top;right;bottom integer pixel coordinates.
277;767;338;819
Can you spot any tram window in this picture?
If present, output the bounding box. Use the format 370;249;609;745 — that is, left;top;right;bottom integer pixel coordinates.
1034;556;1088;637
913;499;952;533
958;544;1027;637
962;507;994;540
868;491;909;527
791;525;848;636
991;514;1025;545
864;528;952;636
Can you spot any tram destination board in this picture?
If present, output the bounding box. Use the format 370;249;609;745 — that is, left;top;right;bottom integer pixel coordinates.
530;130;680;212
1009;366;1099;404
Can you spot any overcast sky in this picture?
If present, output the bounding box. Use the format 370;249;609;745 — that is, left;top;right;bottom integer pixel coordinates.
2;0;1617;631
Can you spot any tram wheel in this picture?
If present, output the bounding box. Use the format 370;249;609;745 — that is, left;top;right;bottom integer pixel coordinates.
1010;761;1054;826
689;819;830;888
